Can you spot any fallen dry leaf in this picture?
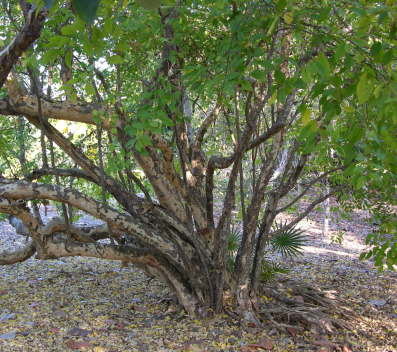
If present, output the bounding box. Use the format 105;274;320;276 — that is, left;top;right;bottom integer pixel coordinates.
241;346;257;352
286;326;297;337
313;340;339;350
247;337;274;350
66;339;90;350
114;323;125;330
48;327;59;333
67;327;92;337
343;346;353;352
132;305;148;312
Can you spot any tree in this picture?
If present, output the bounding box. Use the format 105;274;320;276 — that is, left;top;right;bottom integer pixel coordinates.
0;0;396;328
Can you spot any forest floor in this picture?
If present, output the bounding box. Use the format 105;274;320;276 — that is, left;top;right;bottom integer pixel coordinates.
0;197;396;352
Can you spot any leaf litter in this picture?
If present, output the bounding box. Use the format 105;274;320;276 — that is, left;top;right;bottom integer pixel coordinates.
0;200;396;351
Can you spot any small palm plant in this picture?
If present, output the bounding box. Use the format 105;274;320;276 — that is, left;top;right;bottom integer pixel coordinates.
227;224;242;273
227;221;307;282
259;259;289;283
259;222;307;282
269;222;307;257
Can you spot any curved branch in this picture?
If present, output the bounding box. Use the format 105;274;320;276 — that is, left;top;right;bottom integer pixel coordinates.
247;121;286;151
271;184;348;236
276;165;350;214
0;240;36;265
42;218;96;243
2;80;119;131
191;104;222;176
26;168;97;184
0;180;193;270
0;6;47;88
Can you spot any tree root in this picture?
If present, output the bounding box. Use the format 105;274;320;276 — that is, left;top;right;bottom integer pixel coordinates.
255;280;356;333
225;280;357;336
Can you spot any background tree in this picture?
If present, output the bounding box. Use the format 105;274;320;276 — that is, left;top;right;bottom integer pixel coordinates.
0;0;396;330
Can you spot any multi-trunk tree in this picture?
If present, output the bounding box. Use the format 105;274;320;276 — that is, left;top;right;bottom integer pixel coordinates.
0;0;396;329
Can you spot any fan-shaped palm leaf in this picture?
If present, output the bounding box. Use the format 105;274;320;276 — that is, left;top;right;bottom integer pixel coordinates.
270;223;307;257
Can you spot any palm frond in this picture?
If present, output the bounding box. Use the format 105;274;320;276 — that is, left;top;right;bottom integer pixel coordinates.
270;223;307;258
259;259;289;283
228;225;242;252
227;252;236;273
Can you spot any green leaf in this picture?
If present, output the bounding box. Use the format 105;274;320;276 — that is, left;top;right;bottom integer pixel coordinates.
302;109;311;126
350;6;367;17
336;146;346;158
359;252;366;261
72;0;101;24
270;224;307;257
241;80;254;91
70;91;77;103
316;52;330;79
65;49;73;69
331;128;339;142
216;0;224;9
357;73;374;105
115;42;130;52
43;0;56;9
344;163;357;177
161;117;175;126
135;0;162;10
297;125;312;143
370;42;382;56
268;91;277;105
342;105;355;113
334;43;346;63
135;140;143;151
104;18;113;33
141;135;152;146
301;68;312;84
109;143;115;152
276;0;287;11
277;88;286;104
251;69;266;82
292;78;306;89
85;83;96;96
61;25;79;36
83;38;93;58
383;50;394;65
317;148;327;163
108;55;123;65
317;7;332;24
356;175;366;189
41;49;59;66
356;16;372;34
283;12;293;25
274;69;285;84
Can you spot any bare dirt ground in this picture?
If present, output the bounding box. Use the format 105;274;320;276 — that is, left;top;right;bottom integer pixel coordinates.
0;198;396;352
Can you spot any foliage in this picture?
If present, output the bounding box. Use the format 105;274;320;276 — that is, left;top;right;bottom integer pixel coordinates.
1;0;397;316
227;222;306;282
259;259;289;283
269;223;307;258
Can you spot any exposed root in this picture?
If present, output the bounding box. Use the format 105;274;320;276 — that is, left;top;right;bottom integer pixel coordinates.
254;280;356;333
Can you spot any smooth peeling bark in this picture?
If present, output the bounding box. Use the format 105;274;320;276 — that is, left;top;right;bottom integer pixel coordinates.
0;7;47;88
0;240;36;265
0;195;203;313
234;129;286;313
3;77;119;131
0;180;194;270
